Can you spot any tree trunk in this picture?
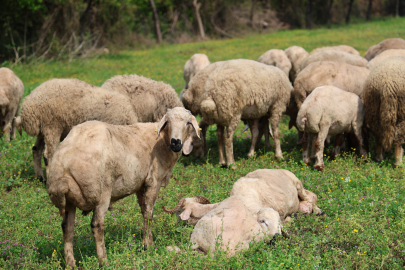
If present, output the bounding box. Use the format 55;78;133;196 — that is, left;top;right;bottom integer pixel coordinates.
396;0;399;17
346;0;354;24
366;0;372;20
192;0;205;39
79;0;93;36
149;0;162;43
170;10;179;34
306;0;313;29
250;0;257;28
327;0;334;28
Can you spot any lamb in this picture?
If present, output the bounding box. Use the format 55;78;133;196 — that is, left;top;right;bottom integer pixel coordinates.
0;67;24;141
257;49;292;78
284;46;309;82
296;86;367;171
364;38;405;60
300;50;368;71
183;54;210;89
15;78;138;181
188;169;322;256
363;56;405;166
199;59;292;166
46;107;200;268
310;45;360;56
367;49;405;69
101;74;183;122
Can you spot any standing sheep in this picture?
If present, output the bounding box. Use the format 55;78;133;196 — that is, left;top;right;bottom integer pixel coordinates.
0;68;24;141
300;50;368;71
367;49;405;70
363;56;405;166
47;107;200;268
310;45;360;56
364;38;405;60
183;54;210;89
284;46;309;82
257;49;292;78
199;59;292;166
15;78;138;181
101;74;183;122
296;86;367;171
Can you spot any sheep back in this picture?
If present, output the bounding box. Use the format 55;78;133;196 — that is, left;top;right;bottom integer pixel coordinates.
257;49;292;78
300;50;368;71
367;49;405;69
183;54;210;89
365;38;405;60
310;45;360;56
284;46;309;82
0;67;24;113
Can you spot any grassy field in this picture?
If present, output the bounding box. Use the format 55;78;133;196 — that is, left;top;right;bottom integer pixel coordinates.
1;17;405;269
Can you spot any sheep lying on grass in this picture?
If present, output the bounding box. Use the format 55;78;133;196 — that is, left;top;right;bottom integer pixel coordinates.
300;50;368;71
15;78;138;181
363;56;405;166
0;67;24;141
47;107;200;268
365;38;405;60
183;54;210;89
258;49;292;77
284;46;309;82
297;86;367;171
367;49;405;70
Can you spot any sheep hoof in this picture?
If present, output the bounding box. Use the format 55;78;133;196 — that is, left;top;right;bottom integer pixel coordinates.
313;164;324;172
316;211;326;216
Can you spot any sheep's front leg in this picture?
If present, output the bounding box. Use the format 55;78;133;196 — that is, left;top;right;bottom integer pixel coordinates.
394;144;404;167
263;121;271;151
91;198;110;267
199;118;209;157
313;128;329;172
353;127;368;159
62;206;76;269
247;119;259;158
225;116;241;166
216;125;226;166
331;134;344;160
10;105;19;140
1;110;13;141
32;134;45;181
269;114;283;159
296;187;322;215
297;131;304;145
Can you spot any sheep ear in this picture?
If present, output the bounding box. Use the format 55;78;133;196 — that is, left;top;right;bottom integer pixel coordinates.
180;208;191;220
156;114;168;139
189;116;200;139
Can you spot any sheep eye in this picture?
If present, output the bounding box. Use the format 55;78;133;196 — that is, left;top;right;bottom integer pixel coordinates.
260;219;265;223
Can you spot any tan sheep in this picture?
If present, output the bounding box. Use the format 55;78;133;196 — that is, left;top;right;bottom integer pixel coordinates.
284;46;309;82
47;107;200;268
0;68;24;141
258;49;292;78
199;59;292;166
297;86;367;171
300;50;368;71
310;45;360;56
367;49;405;69
101;74;183;122
183;53;210;89
363;56;405;166
15;78;137;181
364;38;405;60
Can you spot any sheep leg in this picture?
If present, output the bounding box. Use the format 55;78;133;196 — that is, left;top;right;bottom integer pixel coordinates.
44;131;62;178
91;198;110;267
199;118;209;156
331;134;344;160
376;144;383;162
1;110;14;141
302;133;310;165
297;131;304;145
216;125;226;166
269;113;283;159
353;127;368;159
394;144;403;167
225;116;241;166
263;121;271;151
32;134;45;181
310;133;317;159
313;128;329;172
10;104;19;140
296;186;322;215
247;119;259;158
62;205;76;269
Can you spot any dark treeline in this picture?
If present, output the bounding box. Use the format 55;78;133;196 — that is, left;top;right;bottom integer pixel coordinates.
1;0;404;62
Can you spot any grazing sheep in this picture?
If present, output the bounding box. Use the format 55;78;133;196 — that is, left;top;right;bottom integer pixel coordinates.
183;54;210;89
296;86;367;171
101;74;183;122
15;78;138;181
365;38;405;60
47;107;200;268
300;50;368;71
199;59;292;166
258;49;292;78
188;169;322;256
367;49;405;69
363;56;405;166
294;61;370;110
284;46;309;82
310;45;360;56
0;68;24;141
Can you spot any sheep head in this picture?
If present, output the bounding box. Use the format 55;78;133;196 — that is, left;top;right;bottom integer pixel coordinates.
256;208;282;237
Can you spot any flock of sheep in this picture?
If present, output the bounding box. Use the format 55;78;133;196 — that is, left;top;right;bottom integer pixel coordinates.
1;36;405;268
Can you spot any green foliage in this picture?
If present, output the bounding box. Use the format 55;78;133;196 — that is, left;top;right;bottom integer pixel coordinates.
1;18;405;269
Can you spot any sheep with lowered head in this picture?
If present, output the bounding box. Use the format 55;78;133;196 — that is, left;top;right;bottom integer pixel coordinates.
199;59;292;166
363;56;405;166
258;49;292;78
47;107;200;268
15;78;138;181
101;74;183;122
183;53;210;89
296;86;367;171
284;46;309;82
365;38;405;60
367;49;405;70
300;50;368;71
309;45;360;56
0;67;24;141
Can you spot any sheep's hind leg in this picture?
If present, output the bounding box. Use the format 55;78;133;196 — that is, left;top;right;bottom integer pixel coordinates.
91;197;110;267
11;105;19;140
313;128;329;172
376;144;383;162
394;144;404;167
62;205;76;269
302;133;310;165
247;119;259;158
225;116;241;166
216;125;226;166
331;134;344;160
269;113;283;159
32;134;45;181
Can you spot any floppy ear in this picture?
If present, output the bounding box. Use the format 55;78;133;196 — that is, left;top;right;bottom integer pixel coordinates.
156;113;168;139
180;208;191;220
188;115;200;139
182;135;194;156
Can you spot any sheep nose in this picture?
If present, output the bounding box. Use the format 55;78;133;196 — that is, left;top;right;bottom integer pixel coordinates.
170;138;183;152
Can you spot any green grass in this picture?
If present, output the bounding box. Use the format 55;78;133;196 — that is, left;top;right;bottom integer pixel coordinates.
1;17;405;269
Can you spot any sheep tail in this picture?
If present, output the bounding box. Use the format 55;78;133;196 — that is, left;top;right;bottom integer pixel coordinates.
380;90;397;151
200;98;216;115
47;176;71;217
296;115;307;132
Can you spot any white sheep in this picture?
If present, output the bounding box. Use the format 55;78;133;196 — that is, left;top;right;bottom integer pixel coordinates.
101;74;183;122
284;46;309;82
367;49;405;70
183;54;210;89
309;45;360;56
300;50;368;71
0;67;24;141
296;86;367;171
257;49;292;78
365;38;405;60
15;78;138;181
47;107;200;268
